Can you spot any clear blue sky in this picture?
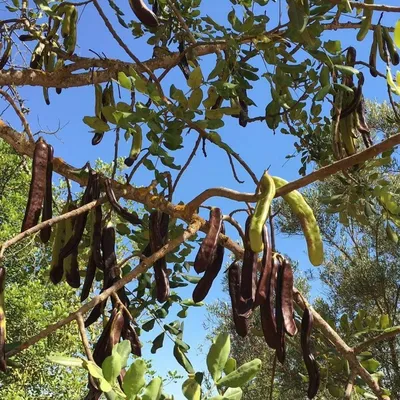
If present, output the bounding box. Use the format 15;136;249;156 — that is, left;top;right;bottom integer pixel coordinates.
3;0;399;398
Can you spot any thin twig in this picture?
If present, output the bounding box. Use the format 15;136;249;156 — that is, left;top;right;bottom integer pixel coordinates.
0;88;34;143
186;121;258;185
75;313;94;361
0;197;105;260
166;0;196;44
172;135;201;193
111;128;120;181
344;370;357;399
355;326;400;354
222;215;246;243
329;0;400;12
227;152;244;184
126;149;151;184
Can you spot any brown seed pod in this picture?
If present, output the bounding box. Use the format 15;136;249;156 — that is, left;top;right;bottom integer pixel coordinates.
260;254;280;350
281;259;297;337
178;40;190;80
104;179;141;225
228;261;249;337
238;216;258;317
89;174;104;271
81;252;96;302
149;211;170;302
92;307;125;366
121;317;142;357
128;0;159;27
58;169;95;261
194;207;222;274
21;138;49;232
40;144;54;243
254;226;272;307
301;307;320;399
275;257;286;364
91;132;104;146
192;223;225;303
84;299;106;328
65;245;80;288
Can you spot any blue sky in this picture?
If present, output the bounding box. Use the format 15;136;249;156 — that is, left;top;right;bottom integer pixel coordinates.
3;0;400;398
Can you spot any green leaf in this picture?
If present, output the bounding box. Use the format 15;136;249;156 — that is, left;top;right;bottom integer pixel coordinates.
122;359;147;398
188;88;203;110
142;319;156;332
324;40;341;55
335;65;359;76
386;223;398;244
83;360;104;379
340;314;350;335
114;340;131;368
182;378;201;400
327;384;344;398
216;359;262;388
181;299;204;307
287;0;308;34
314;84;331;101
207;333;231;382
187;67;203;89
224;358;237;375
151;332;165;354
47;355;83;368
83;116;110;132
102;353;122;383
142;377;162;400
394;20;400;48
361;358;380;373
223;388;243;400
173;344;195;374
118;72;132;90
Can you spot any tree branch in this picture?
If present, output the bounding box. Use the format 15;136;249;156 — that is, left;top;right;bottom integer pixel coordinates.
0;197;105;261
0;88;33;143
6;218;203;359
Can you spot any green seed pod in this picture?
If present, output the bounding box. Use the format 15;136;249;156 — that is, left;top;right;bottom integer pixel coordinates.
249;171;276;253
272;177;324;266
356;0;373;42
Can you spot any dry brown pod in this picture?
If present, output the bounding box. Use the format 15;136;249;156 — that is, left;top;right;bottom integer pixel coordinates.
128;0;159;27
281;259;297;337
228;261;249;337
301;307;320;399
238;216;258;318
192;223;225;303
21;138;49;232
193;207;222;274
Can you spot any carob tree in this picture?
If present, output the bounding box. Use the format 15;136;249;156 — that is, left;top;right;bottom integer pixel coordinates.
1;0;400;399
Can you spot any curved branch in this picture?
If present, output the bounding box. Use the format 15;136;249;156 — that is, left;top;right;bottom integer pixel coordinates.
0;89;33;143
